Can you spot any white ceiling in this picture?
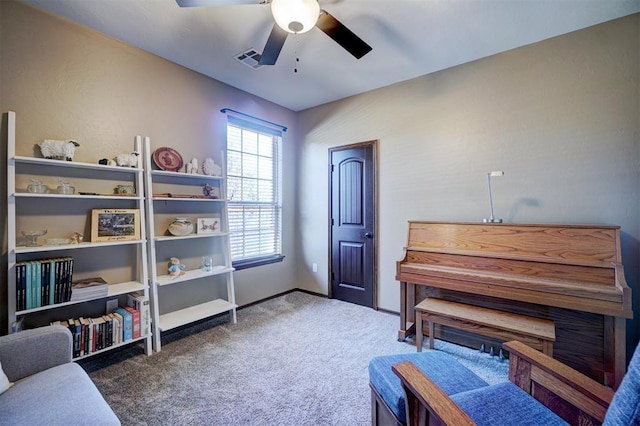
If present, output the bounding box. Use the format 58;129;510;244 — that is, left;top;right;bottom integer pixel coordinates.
22;0;640;111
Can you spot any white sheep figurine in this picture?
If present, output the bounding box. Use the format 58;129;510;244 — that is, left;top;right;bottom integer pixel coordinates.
38;139;80;161
114;151;140;168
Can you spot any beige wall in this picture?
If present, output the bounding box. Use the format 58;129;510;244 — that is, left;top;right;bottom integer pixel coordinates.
1;1;639;347
0;1;299;332
296;14;640;343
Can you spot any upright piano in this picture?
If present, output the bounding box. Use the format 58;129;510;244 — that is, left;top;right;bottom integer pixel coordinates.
396;221;633;388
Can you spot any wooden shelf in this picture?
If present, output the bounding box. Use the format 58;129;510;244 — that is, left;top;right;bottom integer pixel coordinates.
158;299;237;332
156;266;234;286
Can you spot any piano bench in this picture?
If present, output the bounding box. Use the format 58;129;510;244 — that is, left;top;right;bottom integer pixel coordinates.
415;297;556;356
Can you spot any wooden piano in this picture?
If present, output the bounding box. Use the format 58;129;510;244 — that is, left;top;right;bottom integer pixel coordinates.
396;221;633;388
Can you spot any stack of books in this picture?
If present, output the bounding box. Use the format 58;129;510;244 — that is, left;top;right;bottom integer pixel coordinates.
70;277;109;302
15;257;74;310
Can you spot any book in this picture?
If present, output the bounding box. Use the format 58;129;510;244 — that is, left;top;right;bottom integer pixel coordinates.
54;259;62;303
93;316;106;350
25;261;32;309
70;277;109;301
124;306;141;339
40;261;50;306
64;257;74;302
31;261;40;309
115;307;133;342
112;311;123;345
48;259;56;306
15;262;25;311
77;317;86;357
127;293;150;337
87;318;96;353
102;315;113;348
80;317;92;355
68;318;81;358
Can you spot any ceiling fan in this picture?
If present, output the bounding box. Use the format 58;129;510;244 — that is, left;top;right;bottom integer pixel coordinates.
175;0;372;66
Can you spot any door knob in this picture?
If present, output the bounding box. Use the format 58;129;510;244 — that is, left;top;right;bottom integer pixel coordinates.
364;232;373;239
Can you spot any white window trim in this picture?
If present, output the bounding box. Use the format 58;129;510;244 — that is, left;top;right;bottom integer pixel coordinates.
225;113;284;269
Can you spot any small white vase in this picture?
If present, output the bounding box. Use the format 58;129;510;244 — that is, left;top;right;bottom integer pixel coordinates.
168;217;193;236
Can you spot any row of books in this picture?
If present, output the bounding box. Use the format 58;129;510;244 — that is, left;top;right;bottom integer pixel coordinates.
15;257;74;311
51;293;150;358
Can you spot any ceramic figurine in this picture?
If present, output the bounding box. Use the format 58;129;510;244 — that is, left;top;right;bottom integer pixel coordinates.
203;183;215;197
190;158;198;174
38;139;79;161
115;152;140;167
71;232;83;244
168;257;186;277
202;157;221;176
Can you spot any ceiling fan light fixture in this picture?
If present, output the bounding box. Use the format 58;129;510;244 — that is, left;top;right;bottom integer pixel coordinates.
271;0;320;34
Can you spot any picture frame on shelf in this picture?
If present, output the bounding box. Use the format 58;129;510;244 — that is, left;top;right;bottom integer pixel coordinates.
91;209;141;242
197;216;221;234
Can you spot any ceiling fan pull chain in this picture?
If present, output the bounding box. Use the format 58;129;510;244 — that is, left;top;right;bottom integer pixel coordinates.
294;39;300;73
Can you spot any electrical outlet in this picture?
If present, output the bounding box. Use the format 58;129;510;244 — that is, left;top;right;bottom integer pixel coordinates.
312;262;318;273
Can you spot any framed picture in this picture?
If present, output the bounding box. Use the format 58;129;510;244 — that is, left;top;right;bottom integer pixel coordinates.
197;216;221;234
91;209;141;242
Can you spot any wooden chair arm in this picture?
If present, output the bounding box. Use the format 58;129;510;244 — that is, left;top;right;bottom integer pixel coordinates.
503;340;615;422
392;361;475;426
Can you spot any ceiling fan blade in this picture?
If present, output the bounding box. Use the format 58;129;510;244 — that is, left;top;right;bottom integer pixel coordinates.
175;0;261;7
259;24;288;65
316;10;372;59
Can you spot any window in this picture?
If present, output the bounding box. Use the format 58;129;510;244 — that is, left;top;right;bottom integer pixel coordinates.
226;116;283;269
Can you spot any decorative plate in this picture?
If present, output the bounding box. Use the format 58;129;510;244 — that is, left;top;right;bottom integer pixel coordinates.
153;147;184;172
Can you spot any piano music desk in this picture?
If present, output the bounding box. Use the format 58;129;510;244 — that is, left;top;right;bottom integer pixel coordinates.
415;297;556;355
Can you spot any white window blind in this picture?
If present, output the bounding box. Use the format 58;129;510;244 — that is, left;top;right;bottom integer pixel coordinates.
226;116;282;265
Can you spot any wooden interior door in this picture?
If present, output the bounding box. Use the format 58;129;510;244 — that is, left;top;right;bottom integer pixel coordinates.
329;141;376;308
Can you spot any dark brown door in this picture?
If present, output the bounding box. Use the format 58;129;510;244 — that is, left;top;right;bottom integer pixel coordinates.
329;142;376;308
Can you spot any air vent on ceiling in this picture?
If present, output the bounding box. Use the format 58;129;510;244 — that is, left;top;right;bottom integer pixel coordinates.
235;48;264;70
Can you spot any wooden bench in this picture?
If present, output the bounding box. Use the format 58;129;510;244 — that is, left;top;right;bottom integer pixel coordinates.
415;297;556;356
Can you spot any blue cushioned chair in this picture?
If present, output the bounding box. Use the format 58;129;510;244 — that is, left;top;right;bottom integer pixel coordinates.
369;350;489;424
391;340;640;426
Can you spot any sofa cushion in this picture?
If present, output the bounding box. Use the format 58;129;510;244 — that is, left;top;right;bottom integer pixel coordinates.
0;362;120;425
603;341;640;425
369;350;489;423
451;381;568;425
0;361;10;395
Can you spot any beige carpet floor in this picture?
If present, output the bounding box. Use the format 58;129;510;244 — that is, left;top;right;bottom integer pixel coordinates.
81;291;508;425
